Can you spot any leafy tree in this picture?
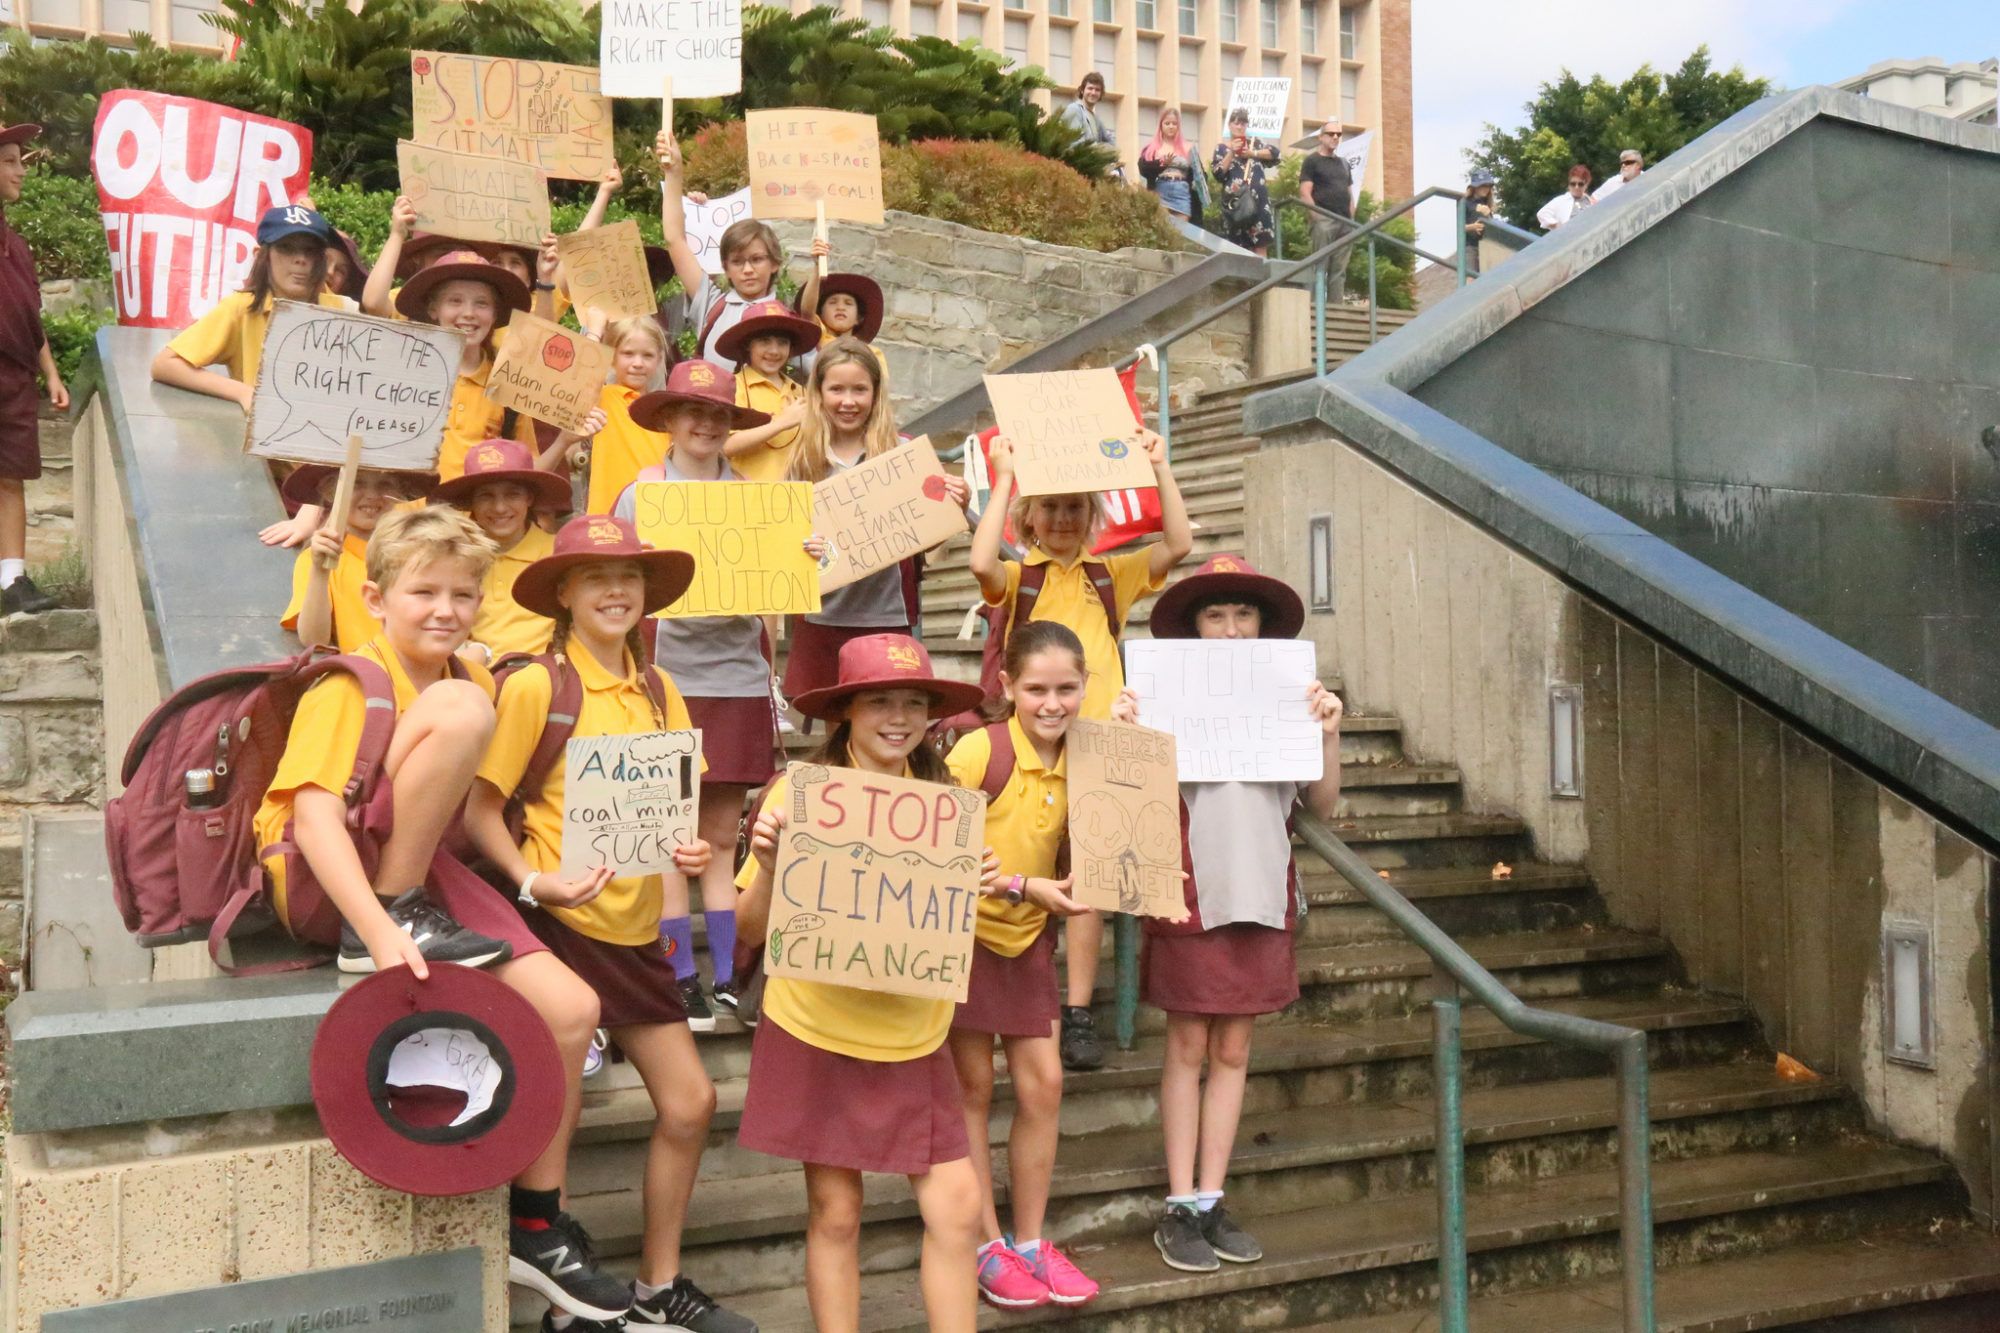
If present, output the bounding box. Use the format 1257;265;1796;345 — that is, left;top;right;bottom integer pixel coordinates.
1468;46;1769;230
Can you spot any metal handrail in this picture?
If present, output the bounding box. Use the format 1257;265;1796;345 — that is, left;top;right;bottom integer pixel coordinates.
1272;194;1462;270
1292;810;1657;1333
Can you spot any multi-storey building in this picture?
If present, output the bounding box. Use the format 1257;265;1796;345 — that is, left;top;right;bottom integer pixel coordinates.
1836;56;1998;126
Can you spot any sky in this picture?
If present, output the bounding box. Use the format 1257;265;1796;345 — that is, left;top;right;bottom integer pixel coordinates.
1408;0;1995;254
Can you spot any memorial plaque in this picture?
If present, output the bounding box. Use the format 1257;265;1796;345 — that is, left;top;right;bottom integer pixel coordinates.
42;1246;484;1332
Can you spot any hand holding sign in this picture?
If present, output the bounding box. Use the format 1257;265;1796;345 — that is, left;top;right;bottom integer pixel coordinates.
561;730;701;879
248;302;464;469
984;369;1155;497
1123;639;1325;782
398;140;552;248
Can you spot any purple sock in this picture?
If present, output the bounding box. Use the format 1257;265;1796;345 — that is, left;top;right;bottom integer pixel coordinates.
707;910;737;984
661;915;696;981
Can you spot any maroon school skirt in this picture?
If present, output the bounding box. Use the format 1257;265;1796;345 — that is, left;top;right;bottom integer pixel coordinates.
685;694;778;787
953;926;1061;1038
781;619;912;699
738;1018;970;1174
523;909;687;1029
1142;924;1299;1016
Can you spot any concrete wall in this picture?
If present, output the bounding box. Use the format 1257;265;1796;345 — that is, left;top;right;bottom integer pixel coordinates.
1247;432;2000;1218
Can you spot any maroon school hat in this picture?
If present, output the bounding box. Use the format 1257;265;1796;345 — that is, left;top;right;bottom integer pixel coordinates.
1149;554;1306;640
310;964;565;1197
629;358;770;432
810;273;884;343
326;228;371;300
714;298;822;364
395;249;531;322
280;462;435;509
790;633;986;722
430;438;571;510
510;513;696;620
0;123;42;149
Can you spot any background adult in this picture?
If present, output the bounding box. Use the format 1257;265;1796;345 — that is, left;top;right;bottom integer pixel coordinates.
1536;164;1594;231
1591;148;1644;202
1138;107;1201;225
1061;73;1121;180
1297;120;1354;300
1463;168;1498;274
1211;107;1279;255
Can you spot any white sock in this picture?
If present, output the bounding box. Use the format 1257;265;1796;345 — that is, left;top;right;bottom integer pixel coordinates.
980;1236;1007;1254
634;1276;672;1299
0;559;23;589
1166;1192;1199;1212
549;1315;574;1331
1014;1237;1041;1257
1196;1189;1223;1213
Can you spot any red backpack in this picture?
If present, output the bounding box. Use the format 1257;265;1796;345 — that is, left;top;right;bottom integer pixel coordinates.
104;650;398;974
942;560;1121;737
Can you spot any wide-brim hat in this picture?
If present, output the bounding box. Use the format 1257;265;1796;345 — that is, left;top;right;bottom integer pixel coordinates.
811;273;884;343
281;462;436;509
511;513;696;620
0;123;42;149
326;228;371;299
630;358;770;432
643;244;676;288
430;438;571;510
395;249;531;322
790;633;986;722
714;298;822;364
1149;554;1306;640
395;231;463;281
310;963;565;1197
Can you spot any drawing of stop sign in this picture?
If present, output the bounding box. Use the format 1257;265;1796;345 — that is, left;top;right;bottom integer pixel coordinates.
543;334;576;373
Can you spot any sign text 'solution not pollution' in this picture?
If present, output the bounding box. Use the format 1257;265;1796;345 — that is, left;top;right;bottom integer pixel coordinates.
632;480;821;617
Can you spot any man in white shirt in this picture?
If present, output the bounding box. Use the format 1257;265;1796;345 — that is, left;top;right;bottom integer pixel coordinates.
1592;149;1644;203
1537;164;1595;231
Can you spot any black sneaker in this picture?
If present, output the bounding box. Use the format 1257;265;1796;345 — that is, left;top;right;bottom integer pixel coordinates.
509;1212;632;1322
0;575;57;616
1060;1005;1105;1072
1200;1203;1263;1263
337;887;513;974
1154;1203;1219;1273
710;977;742;1016
539;1311;625;1331
625;1275;757;1331
679;975;716;1032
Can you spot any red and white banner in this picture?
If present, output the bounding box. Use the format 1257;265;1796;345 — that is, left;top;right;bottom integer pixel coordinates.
91;91;314;329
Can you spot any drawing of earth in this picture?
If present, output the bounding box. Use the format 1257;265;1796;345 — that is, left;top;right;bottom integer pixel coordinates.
1134;800;1179;865
1070;790;1131;860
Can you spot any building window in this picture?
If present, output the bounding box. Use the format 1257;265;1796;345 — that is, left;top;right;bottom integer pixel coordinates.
1302;60;1319;110
1180;56;1200;103
1096;98;1117;134
1138;36;1159;94
1094;28;1116;67
1004;16;1030;64
1094;0;1114;21
1221;48;1241;85
1178;0;1197;35
862;0;891;23
1263;54;1282;77
1339;4;1357;58
1341;64;1359;123
1050;0;1070;13
1300;1;1317;52
1219;0;1238;41
1260;0;1278;46
958;8;983;41
1049;36;1073;81
1134;0;1156;28
1182;108;1203;145
910;1;939;35
1006;0;1027;7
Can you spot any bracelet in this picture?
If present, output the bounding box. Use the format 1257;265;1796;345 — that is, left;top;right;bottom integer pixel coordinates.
1005;873;1026;905
532;281;556;291
517;871;540;908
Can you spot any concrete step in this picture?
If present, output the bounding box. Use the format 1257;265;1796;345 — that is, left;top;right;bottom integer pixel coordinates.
0;649;99;704
1313;810;1529;871
0;609;97;655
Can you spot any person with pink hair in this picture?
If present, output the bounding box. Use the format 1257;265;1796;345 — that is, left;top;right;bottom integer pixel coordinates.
1138;107;1201;222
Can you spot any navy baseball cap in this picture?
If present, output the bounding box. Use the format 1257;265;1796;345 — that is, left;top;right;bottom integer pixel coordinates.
256;203;333;246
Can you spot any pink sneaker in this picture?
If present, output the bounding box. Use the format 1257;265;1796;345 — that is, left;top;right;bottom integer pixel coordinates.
977;1240;1049;1308
1024;1240;1100;1305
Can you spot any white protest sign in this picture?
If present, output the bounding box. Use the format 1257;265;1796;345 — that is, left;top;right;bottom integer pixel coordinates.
600;0;743;98
1123;639;1324;782
682;187;752;276
248;301;465;469
560;730;701;879
1341;129;1372;209
1227;77;1292;140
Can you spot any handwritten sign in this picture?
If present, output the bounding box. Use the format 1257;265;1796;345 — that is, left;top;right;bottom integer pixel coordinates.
248;302;463;468
487;310;617;433
1226;76;1292;140
812;440;967;593
1124;639;1324;782
409;51;612;181
560;730;701;879
632;481;821;617
683;187;752;275
600;0;742;98
397;140;552;249
765;763;985;1001
556;220;658;321
984;368;1152;497
746;109;885;226
1066;720;1187;919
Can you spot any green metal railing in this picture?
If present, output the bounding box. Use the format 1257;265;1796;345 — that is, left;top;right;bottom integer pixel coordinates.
1272;195;1470;346
1293;810;1657;1333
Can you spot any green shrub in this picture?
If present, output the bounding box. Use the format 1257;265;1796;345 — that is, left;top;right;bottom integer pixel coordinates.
41;307;116;385
12;169;109;282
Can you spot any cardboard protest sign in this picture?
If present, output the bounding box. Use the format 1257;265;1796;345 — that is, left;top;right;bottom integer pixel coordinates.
765;763;985;1002
746;109;885;225
248;301;464;469
408;51;612;181
631;480;822;617
600;0;743;98
556;220;658;321
560;730;701;879
983;368;1153;497
812;440;967;593
397;140;552;249
683;188;753;275
1124;639;1325;782
1227;76;1292;140
486;310;618;433
1066;720;1188;920
91;91;313;329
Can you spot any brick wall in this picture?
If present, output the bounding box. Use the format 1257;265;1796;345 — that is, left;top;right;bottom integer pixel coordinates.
1379;0;1416;199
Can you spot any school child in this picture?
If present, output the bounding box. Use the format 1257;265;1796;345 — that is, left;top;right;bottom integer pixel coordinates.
782;339;970;706
0;119;67;616
944;621;1101;1309
393;248;541;482
428;439;570;663
545;315;674;517
280;463;435;652
1110;555;1345;1275
797;272;890;393
322;228;368;307
968;429;1194;1072
736;633;991;1333
715;298;817;484
360;198;559;325
252;505;626;1322
462;514;755;1333
653;130;829;369
610;359;775;1028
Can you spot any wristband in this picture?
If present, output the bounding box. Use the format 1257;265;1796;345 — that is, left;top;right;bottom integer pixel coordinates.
1004;874;1026;905
517;872;540;908
532;281;556;291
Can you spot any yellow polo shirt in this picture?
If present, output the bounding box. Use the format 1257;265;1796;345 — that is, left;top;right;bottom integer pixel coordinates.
281;533;373;652
586;383;670;516
445;356;535;482
737;767;954;1062
471;526;556;659
166;290;347;387
730;368;804;484
478;648;698;945
946;716;1064;956
988;548;1163;720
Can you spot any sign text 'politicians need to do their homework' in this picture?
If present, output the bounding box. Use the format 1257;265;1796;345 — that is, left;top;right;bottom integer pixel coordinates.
1123;638;1325;782
409;51;613;180
561;730;701;879
1225;76;1292;140
765;763;986;1003
248;302;463;470
397;140;552;249
983;367;1155;497
599;0;743;98
745;108;885;225
632;480;821;617
810;439;967;593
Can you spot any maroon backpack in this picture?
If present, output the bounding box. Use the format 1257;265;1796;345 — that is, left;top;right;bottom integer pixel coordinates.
104;650;397;973
485;650;671;844
941;560;1121;737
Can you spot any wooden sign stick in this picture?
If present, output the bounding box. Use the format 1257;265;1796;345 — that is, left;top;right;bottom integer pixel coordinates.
815;201;829;279
315;435;364;572
661;75;674;134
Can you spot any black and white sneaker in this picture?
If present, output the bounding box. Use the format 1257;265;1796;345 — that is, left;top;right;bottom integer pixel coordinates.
1154;1203;1219;1273
1060;1005;1105;1072
710;977;742;1016
625;1275;757;1332
337;887;513;974
678;976;715;1032
0;574;58;616
509;1212;632;1322
1200;1203;1263;1263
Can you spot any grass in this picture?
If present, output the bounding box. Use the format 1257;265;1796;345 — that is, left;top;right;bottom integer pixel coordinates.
26;542;89;610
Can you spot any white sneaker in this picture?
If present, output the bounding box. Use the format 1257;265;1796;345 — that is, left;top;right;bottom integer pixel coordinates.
582;1029;607;1078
